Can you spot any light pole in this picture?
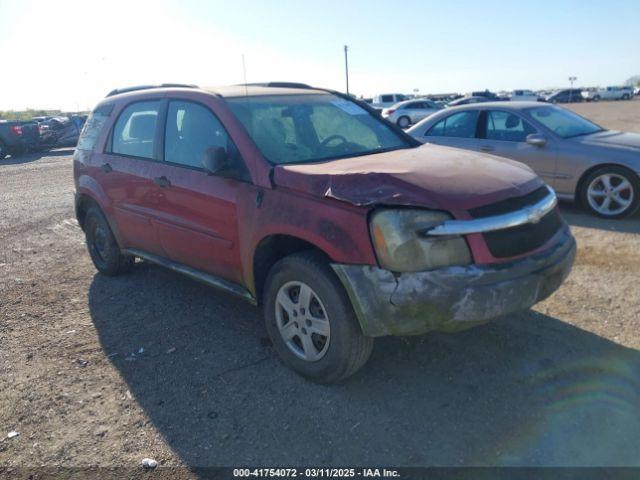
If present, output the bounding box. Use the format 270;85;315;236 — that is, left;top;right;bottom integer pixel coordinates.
344;45;350;96
569;76;577;102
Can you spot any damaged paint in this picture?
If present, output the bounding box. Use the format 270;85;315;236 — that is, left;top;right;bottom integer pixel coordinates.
332;228;576;337
273;143;543;212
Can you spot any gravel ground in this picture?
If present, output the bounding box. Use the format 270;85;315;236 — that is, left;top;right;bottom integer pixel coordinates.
1;100;639;475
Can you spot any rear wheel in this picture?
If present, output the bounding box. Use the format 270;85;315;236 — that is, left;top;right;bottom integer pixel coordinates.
10;146;24;157
0;141;7;160
264;251;373;383
84;207;134;275
397;116;411;129
622;93;630;100
580;166;640;218
593;95;601;102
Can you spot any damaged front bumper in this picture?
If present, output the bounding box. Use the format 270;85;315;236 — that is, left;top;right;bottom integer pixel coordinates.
332;227;576;337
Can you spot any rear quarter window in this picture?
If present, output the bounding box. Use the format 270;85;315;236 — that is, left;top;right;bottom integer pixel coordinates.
76;104;113;151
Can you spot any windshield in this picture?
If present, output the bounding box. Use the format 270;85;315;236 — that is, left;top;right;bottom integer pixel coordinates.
226;93;410;165
526;106;604;138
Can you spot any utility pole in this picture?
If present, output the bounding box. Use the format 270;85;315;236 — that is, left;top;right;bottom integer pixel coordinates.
344;45;350;96
568;76;577;102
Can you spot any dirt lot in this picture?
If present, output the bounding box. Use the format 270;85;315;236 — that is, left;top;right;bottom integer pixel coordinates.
1;99;640;475
568;97;640;134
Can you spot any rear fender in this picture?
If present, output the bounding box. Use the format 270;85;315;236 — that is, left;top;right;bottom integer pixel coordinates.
75;174;124;247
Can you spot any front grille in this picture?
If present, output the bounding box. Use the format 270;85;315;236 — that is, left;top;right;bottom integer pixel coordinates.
470;186;561;258
482;211;561;258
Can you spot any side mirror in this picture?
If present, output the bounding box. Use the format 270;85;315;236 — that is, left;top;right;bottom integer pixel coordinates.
202;146;228;175
526;133;547;147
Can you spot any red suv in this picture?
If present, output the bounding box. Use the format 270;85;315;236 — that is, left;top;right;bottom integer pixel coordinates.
74;83;576;382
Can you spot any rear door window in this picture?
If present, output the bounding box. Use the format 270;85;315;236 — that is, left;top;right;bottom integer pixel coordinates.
426;111;479;138
110;101;161;159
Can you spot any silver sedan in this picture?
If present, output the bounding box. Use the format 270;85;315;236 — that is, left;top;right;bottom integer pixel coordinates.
407;102;640;218
381;99;442;128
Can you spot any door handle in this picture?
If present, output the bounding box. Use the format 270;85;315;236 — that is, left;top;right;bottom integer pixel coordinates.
480;145;495;152
100;163;113;173
153;176;171;188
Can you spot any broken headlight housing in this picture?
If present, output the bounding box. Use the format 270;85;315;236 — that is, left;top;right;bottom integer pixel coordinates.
369;208;472;272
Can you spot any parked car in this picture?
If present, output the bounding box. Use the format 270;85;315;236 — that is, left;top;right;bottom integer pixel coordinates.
38;116;86;149
370;93;407;111
381;99;442;128
408;102;640;218
510;90;540;102
447;96;491;107
470;90;501;100
0;120;40;160
74;83;575;382
427;93;462;103
582;86;634;101
545;89;583;103
31;116;54;123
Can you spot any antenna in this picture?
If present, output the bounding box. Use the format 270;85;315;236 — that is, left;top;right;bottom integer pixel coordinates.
242;54;249;97
241;54;253;138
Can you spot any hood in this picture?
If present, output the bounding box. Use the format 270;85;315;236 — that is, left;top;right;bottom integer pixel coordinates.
573;130;640;151
272;144;543;213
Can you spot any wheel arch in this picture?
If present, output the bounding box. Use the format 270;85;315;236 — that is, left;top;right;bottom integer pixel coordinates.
576;162;640;202
75;192;101;230
251;234;332;304
74;188;125;247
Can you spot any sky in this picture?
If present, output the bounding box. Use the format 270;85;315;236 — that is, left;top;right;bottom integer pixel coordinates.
0;0;638;111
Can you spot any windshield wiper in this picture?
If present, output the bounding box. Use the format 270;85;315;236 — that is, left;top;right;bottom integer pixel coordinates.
323;144;411;161
277;144;412;166
565;128;605;138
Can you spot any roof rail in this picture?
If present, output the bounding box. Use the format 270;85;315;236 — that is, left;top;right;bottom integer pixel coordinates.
105;83;199;97
239;82;312;89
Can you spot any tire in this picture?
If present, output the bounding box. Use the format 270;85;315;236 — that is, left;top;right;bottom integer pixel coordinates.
84;206;134;275
622;94;630;100
579;166;640;219
593;95;600;102
0;141;7;161
10;145;25;157
263;251;374;383
396;116;411;129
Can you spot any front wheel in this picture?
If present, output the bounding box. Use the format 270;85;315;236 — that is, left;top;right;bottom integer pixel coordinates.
264;251;373;383
396;116;411;129
0;141;7;160
580;166;640;218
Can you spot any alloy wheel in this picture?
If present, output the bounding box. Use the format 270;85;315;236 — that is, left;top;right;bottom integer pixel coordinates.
275;281;330;362
587;173;634;216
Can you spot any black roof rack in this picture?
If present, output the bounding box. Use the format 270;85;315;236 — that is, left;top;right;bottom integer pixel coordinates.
239;82;312;89
105;83;198;98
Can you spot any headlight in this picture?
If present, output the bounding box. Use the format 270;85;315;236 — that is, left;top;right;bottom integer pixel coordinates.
369;208;472;272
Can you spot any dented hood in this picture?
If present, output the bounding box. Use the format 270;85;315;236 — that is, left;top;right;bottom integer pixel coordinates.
272;144;543;212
